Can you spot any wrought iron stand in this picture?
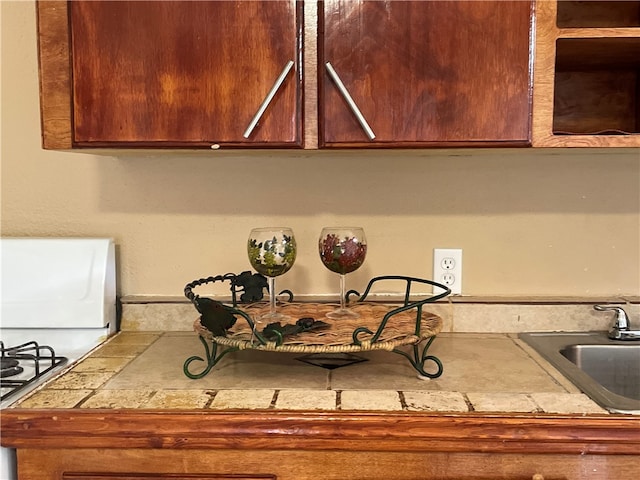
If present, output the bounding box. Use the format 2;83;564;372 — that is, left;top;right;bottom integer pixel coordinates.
183;275;450;380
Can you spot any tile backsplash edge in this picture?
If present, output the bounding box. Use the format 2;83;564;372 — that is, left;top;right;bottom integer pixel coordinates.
120;297;640;334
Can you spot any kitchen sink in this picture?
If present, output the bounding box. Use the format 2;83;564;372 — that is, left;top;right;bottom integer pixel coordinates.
519;332;640;414
561;344;640;400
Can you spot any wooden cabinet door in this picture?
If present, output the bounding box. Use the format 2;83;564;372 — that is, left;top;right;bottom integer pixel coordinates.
319;0;533;147
69;1;302;148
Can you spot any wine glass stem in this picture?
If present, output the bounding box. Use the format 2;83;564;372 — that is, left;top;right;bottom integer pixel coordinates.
339;274;347;311
268;276;276;316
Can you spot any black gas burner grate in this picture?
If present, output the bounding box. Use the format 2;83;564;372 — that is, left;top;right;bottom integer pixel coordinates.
0;358;23;378
0;340;68;402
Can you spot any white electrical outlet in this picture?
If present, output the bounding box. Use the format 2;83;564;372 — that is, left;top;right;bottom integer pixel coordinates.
433;248;462;295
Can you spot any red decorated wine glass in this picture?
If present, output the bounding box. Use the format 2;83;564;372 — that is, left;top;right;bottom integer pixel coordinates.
318;227;367;319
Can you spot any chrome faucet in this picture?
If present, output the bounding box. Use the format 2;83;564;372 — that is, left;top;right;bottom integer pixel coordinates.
594;305;640;340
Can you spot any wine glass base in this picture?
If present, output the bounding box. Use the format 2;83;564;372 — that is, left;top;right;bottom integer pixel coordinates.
325;308;360;320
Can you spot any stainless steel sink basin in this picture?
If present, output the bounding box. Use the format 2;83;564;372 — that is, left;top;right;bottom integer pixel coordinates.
560;344;640;401
519;332;640;414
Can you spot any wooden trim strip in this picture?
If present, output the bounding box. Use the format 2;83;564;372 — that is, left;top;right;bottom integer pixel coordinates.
2;410;639;454
303;0;318;149
36;0;73;149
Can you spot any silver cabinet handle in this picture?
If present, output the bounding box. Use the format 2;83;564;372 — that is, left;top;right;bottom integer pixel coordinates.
243;60;295;139
325;62;375;140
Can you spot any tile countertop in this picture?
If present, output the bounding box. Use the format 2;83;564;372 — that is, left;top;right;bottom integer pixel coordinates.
12;331;613;415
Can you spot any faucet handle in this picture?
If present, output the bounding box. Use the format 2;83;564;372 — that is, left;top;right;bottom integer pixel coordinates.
594;304;630;331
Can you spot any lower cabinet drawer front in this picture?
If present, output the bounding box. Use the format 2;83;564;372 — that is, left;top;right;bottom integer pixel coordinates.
19;449;640;480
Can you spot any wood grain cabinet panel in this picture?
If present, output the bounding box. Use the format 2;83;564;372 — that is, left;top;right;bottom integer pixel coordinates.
319;0;533;147
37;0;535;150
36;1;640;149
14;448;640;480
40;0;302;148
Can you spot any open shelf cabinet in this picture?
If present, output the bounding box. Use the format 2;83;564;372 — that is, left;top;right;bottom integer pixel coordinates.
533;0;640;147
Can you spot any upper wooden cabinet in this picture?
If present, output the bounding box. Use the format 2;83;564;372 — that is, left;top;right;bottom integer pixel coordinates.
532;0;640;147
38;0;302;149
36;0;534;150
318;1;534;147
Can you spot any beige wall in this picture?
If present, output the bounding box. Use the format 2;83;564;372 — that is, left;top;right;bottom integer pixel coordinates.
2;1;639;298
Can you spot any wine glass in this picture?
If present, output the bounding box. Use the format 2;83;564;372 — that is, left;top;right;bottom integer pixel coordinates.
247;227;296;322
318;227;367;319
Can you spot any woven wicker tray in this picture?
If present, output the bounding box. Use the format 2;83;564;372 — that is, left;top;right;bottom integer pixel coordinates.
194;301;443;354
184;275;450;379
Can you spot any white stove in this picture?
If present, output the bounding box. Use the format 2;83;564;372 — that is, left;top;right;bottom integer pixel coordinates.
0;237;117;479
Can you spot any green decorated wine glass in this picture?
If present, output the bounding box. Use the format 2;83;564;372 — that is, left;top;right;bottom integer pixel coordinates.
247;227;296;322
318;227;367;319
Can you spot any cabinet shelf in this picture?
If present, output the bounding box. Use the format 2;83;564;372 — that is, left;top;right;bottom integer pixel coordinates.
553;37;640;135
557;1;640;28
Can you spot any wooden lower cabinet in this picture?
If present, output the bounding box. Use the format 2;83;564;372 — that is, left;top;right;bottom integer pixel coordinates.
3;411;639;480
17;449;640;480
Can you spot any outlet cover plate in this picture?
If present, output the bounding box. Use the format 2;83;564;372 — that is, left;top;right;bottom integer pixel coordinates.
433;248;462;295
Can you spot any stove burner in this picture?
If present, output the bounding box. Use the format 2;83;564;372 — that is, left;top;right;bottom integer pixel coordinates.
0;340;68;402
0;358;24;378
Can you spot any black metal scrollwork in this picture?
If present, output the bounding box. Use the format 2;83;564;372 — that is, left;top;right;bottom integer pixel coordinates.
183;274;450;380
